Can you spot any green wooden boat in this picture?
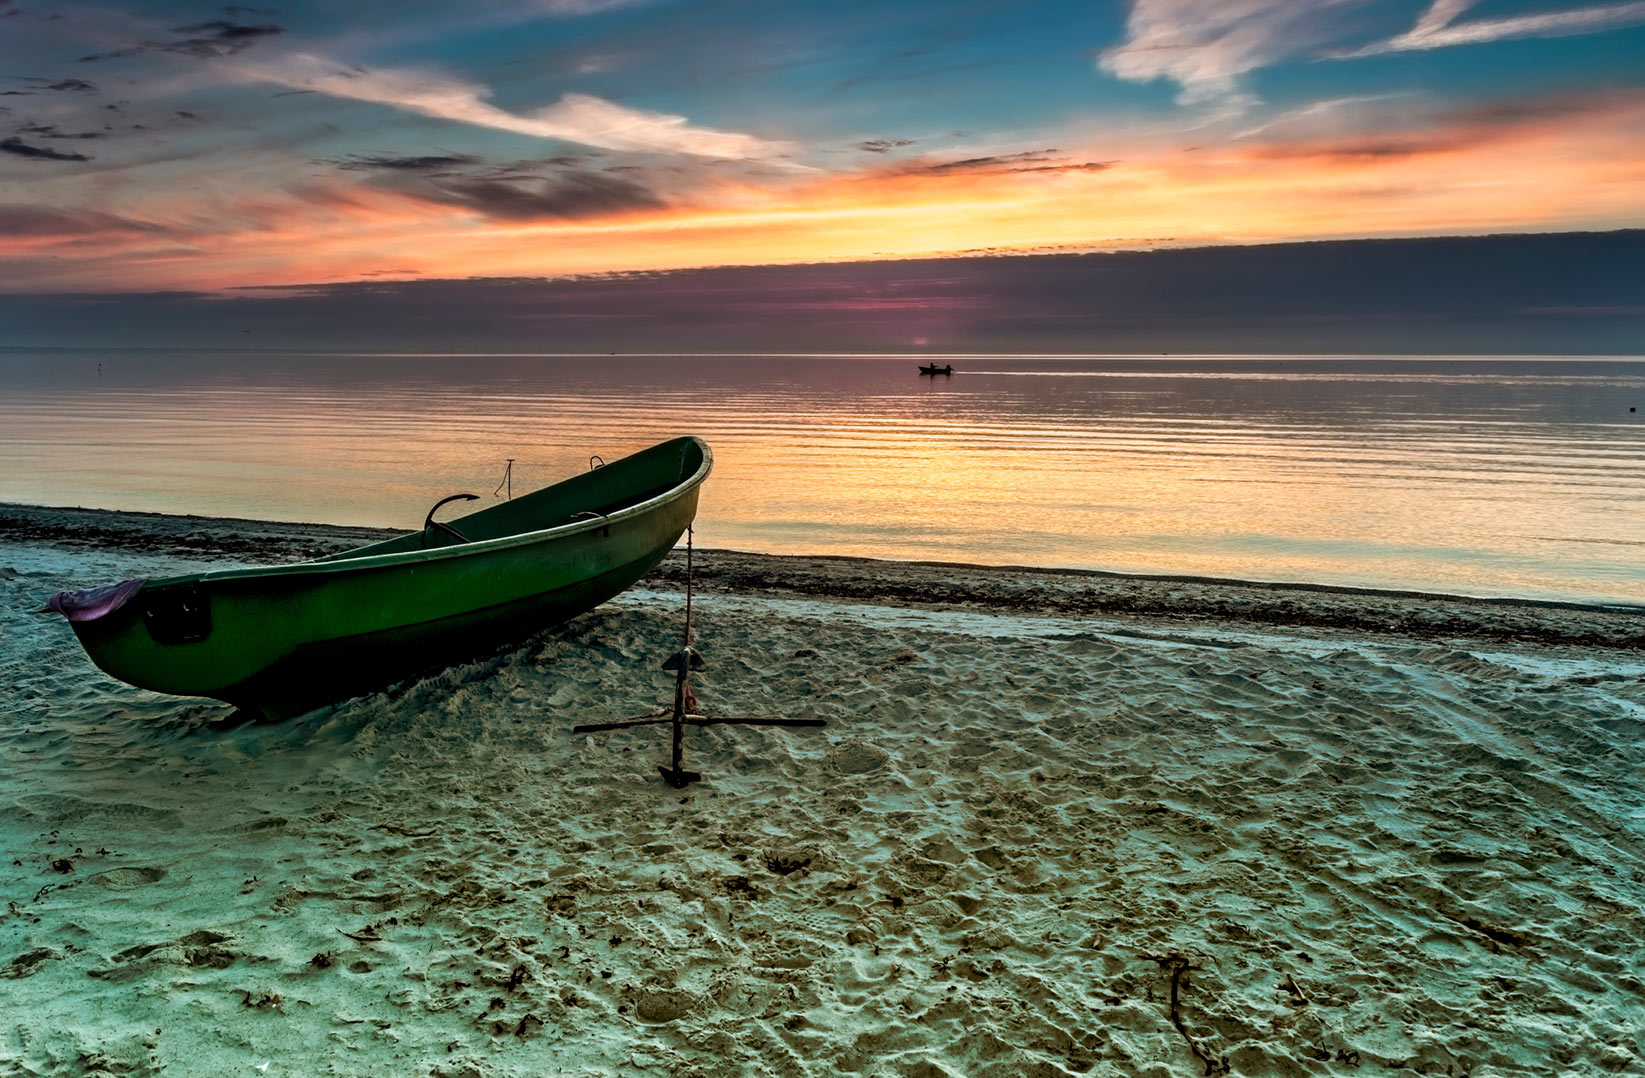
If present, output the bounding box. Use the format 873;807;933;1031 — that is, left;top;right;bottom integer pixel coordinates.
47;436;711;719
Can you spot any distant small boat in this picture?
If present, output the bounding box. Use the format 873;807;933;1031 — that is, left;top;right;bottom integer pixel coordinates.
46;437;711;718
918;364;954;375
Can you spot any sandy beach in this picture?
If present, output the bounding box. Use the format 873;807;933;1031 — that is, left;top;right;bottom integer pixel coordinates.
3;502;1643;1076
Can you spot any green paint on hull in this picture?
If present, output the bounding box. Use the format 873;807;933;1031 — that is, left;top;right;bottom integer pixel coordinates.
63;437;711;717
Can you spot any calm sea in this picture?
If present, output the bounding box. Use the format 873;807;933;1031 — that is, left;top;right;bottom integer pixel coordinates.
1;351;1642;604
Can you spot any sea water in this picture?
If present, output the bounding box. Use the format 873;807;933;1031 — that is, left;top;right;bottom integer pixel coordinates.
1;350;1642;603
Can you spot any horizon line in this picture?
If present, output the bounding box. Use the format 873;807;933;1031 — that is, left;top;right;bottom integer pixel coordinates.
3;349;1644;361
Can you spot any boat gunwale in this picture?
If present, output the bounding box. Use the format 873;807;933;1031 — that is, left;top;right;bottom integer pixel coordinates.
139;436;712;589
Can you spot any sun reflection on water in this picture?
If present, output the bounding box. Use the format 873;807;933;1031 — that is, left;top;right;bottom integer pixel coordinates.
1;352;1642;603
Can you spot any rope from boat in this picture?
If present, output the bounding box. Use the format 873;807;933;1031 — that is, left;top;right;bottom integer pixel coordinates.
683;525;698;714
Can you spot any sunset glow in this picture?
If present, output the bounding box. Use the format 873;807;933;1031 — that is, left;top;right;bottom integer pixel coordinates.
4;1;1643;297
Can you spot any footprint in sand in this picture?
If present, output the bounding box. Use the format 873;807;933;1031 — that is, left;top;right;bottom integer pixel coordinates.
825;742;890;775
91;866;167;888
90;929;239;981
2;948;61;979
633;985;701;1023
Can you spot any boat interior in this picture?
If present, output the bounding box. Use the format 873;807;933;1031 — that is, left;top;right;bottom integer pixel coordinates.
313;436;707;560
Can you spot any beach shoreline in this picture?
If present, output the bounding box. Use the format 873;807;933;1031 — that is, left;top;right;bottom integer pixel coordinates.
4;502;1645;1075
5;500;1643;652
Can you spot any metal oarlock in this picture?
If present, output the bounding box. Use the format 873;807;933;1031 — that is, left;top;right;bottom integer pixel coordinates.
571;525;825;789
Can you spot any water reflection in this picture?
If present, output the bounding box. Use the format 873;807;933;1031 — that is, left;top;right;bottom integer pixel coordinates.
2;352;1642;602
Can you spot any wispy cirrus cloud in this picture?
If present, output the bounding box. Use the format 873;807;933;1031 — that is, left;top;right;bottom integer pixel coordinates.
1235;88;1645;161
1101;0;1645;108
1342;0;1645;56
227;53;797;161
1097;0;1349;108
0;203;161;238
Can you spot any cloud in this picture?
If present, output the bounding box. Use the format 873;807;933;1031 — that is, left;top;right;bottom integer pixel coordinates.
1098;0;1349;107
0;135;91;161
16;121;104;140
479;155;594;180
1237;87;1645;162
166;20;283;56
887;150;1115;176
1343;0;1645;56
229;53;797;160
329;153;485;173
406;171;667;221
9;77;97;92
0;204;157;237
5;61;1638;296
856;138;916;153
80;20;283;62
1246;133;1460;161
1101;0;1645;106
320;149;668;221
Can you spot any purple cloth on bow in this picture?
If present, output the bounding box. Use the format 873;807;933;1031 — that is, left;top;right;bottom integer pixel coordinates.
45;578;146;622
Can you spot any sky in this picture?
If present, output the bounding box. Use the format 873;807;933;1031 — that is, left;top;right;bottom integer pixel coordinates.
1;0;1643;351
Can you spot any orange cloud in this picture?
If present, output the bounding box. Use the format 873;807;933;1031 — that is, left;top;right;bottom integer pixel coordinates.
3;90;1642;293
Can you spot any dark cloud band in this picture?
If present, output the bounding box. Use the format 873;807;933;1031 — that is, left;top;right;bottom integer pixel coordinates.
1;135;92;161
80;20;282;62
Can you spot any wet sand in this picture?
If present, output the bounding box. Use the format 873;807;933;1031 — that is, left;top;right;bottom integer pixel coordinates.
5;501;1643;651
2;503;1643;1076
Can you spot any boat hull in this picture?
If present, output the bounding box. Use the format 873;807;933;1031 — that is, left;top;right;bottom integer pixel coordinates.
62;437;709;718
